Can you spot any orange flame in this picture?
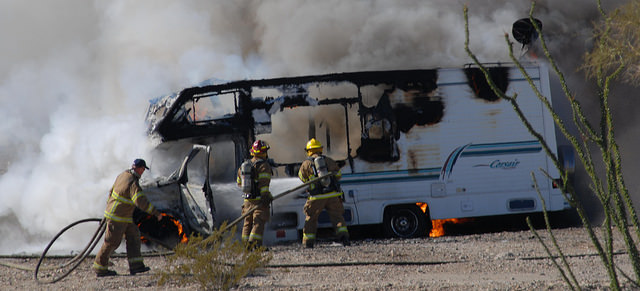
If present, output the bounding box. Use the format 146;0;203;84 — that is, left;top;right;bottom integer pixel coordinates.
415;202;472;238
429;218;472;237
430;219;447;237
161;213;189;243
139;213;188;244
416;202;427;213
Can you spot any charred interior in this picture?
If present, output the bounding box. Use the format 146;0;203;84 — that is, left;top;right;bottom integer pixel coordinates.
134;209;189;249
146;69;449;167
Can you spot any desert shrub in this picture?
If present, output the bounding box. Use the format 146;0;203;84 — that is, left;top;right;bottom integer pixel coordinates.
157;222;271;290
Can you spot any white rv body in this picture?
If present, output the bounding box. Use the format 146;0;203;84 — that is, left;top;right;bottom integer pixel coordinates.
145;63;571;243
264;64;569;242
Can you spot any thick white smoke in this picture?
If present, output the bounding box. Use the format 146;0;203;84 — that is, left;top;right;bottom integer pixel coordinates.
0;0;625;254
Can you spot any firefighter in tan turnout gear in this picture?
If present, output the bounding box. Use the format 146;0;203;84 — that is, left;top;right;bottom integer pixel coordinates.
236;140;273;248
298;138;350;248
93;159;162;277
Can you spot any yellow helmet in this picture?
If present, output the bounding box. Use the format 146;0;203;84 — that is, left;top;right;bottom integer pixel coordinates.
305;138;323;150
305;138;323;156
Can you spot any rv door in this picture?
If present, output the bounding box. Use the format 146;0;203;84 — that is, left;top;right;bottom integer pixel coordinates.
175;145;216;235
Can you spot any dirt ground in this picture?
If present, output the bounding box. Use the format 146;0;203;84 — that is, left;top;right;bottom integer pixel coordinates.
0;218;636;290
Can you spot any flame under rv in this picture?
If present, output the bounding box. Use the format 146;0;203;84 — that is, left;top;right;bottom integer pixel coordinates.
144;63;573;242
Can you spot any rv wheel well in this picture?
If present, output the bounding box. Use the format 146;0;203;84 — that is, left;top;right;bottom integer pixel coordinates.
384;203;431;219
382;203;430;238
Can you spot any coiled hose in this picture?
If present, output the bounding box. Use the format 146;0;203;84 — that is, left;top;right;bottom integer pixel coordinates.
34;218;105;284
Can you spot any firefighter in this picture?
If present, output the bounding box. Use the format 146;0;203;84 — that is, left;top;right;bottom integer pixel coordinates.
298;138;350;248
93;159;162;277
236;140;273;249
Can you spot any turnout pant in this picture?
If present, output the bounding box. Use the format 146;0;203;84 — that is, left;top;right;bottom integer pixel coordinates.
93;219;145;273
302;196;349;246
242;200;270;246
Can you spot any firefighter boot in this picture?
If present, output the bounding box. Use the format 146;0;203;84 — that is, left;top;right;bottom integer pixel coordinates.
130;265;151;275
304;240;315;249
341;236;351;247
247;240;266;251
94;261;117;277
96;270;118;277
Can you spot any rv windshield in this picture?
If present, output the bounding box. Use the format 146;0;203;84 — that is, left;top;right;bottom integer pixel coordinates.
185;92;237;124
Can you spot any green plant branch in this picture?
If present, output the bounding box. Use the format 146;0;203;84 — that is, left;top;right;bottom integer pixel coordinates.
521;6;624;285
590;2;640;280
527;217;577;290
462;1;640;288
531;172;580;288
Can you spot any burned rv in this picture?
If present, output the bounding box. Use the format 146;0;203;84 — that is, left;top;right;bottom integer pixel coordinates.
144;63;573;243
132;145;216;248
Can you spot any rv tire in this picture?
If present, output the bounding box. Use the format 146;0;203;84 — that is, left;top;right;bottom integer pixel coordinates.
383;205;428;238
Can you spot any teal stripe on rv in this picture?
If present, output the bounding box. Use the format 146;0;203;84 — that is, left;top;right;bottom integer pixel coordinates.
460;140;541;157
442;140;543;180
341;168;440;185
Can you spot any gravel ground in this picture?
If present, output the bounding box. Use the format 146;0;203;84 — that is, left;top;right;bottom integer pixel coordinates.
0;223;635;290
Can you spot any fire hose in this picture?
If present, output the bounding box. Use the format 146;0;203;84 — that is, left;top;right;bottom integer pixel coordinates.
220;173;336;233
30;217;181;284
20;173;333;283
34;218;106;284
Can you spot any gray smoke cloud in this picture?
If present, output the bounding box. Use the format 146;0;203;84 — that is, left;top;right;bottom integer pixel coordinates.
0;0;626;254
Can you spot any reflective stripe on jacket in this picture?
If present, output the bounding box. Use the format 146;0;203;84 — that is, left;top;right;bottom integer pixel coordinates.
298;154;343;199
237;157;272;201
103;169;159;223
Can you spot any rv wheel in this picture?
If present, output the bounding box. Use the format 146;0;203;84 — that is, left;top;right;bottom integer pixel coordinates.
383;205;427;238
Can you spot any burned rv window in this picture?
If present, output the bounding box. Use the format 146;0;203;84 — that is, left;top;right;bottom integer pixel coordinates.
358;91;399;162
307;82;357;100
251;88;282;99
185;92;237;124
259;104;352;164
357;80;442;162
464;67;510;102
394;97;444;133
360;84;390;107
391;81;443;133
251;81;359;177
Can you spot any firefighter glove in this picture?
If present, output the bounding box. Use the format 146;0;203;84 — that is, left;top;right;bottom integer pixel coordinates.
262;194;273;206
